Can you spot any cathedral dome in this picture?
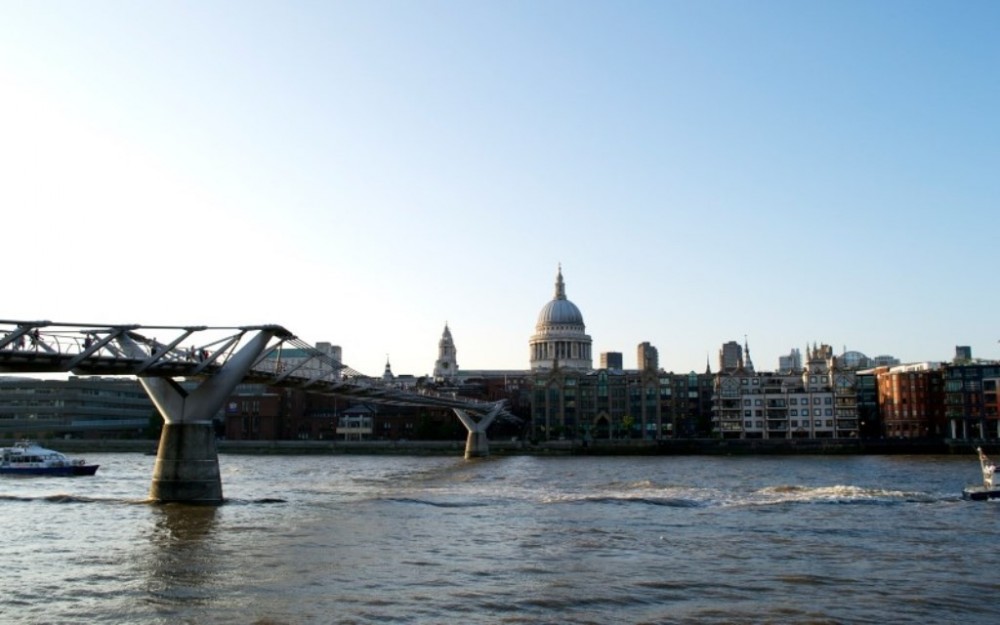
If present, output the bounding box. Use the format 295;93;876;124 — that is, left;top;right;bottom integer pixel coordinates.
535;267;584;328
536;298;584;327
529;266;592;372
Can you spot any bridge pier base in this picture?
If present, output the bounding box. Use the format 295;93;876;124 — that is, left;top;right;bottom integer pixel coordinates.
150;421;222;503
465;429;490;459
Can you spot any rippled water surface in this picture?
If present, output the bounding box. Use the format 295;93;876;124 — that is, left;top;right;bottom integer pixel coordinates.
2;452;999;624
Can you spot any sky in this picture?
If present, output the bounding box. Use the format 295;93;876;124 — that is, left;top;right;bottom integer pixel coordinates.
2;1;999;377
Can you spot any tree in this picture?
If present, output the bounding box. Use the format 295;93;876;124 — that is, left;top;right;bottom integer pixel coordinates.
622;415;635;439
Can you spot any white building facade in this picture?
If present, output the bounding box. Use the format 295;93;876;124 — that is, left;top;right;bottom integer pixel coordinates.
714;344;859;439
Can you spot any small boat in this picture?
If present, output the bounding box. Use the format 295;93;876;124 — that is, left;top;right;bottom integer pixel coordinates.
962;447;1000;501
0;441;99;476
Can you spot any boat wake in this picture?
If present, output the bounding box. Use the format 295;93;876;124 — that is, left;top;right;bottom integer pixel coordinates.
571;495;704;508
538;490;708;508
0;493;142;505
536;483;941;508
384;496;491;508
750;484;937;505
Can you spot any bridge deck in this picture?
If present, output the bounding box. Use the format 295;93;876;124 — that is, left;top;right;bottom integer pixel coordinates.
0;319;510;416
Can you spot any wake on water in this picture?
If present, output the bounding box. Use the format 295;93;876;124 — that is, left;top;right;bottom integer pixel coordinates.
532;482;944;508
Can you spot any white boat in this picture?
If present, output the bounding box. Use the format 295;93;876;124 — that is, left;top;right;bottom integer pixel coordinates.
0;441;99;476
962;447;1000;501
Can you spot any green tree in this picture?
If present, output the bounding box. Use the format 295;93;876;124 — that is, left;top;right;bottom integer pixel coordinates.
622;415;635;439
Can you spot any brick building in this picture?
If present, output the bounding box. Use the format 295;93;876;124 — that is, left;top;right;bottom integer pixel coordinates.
874;363;945;438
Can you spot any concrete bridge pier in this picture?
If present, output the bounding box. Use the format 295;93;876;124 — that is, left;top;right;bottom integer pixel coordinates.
149;418;222;503
135;330;278;503
454;404;503;459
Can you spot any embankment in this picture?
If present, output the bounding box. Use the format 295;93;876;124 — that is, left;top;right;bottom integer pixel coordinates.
1;437;983;456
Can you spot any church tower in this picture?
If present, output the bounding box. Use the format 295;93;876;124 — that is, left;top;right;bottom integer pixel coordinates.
433;323;459;381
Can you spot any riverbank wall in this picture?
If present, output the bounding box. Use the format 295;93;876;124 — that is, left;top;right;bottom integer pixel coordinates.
2;437;987;456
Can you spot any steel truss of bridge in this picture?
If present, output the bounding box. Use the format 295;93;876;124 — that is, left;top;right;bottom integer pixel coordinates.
0;319;510;416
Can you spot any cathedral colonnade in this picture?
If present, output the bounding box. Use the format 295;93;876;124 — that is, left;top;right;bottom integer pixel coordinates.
530;339;592;363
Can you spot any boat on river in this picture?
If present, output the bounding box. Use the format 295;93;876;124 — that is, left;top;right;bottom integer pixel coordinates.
962;447;1000;501
0;441;99;476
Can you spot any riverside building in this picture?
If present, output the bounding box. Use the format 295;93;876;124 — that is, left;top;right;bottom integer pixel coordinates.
862;354;1000;441
874;362;945;439
0;376;157;438
942;358;1000;440
712;343;860;439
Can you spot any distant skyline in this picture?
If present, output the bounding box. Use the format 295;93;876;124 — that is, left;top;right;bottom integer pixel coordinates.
3;1;999;377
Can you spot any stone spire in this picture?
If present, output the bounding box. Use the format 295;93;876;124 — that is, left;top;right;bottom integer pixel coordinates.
743;335;755;373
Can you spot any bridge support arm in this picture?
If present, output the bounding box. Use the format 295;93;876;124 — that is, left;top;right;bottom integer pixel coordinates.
454;404;503;459
140;329;273;425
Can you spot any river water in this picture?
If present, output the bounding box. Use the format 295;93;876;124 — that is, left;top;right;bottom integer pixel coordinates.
1;452;998;624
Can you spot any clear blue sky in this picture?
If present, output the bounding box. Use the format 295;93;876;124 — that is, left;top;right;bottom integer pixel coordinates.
2;1;998;377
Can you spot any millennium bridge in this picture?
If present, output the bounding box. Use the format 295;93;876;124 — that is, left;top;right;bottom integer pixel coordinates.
0;319;511;503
